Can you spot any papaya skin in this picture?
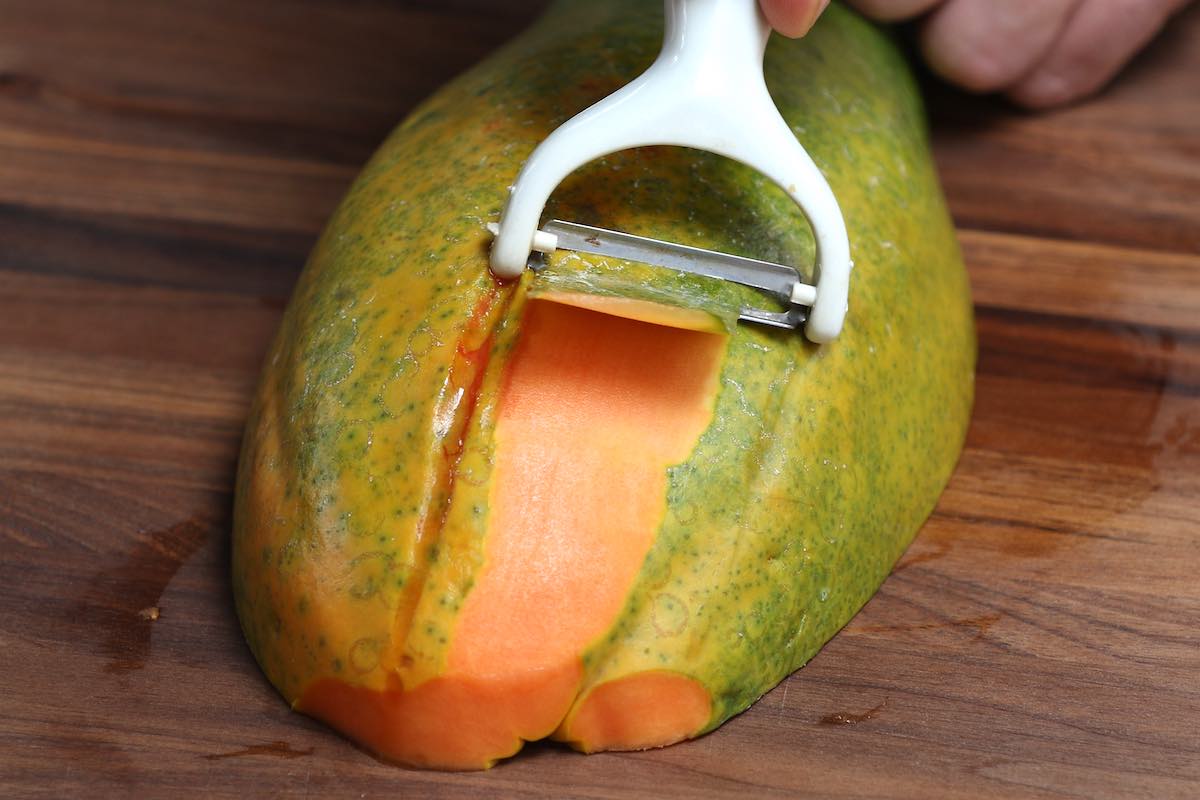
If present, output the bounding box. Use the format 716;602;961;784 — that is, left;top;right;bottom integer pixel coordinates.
232;0;974;770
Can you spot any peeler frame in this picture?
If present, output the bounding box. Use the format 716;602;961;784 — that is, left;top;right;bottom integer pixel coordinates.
489;0;851;343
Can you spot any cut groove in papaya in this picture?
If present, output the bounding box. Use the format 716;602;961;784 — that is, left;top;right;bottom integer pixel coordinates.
449;298;725;681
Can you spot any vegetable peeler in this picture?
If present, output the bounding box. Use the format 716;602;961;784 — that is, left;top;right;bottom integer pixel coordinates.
489;0;851;343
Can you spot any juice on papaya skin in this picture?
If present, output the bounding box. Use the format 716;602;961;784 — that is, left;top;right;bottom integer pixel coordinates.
233;0;974;770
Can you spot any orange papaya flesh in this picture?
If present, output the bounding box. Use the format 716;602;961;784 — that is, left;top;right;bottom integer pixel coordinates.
300;667;580;770
297;297;724;768
453;298;724;676
558;671;712;753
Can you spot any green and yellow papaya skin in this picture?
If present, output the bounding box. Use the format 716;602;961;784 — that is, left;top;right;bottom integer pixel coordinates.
232;0;974;770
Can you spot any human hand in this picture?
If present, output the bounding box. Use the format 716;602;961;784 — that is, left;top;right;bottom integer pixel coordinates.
761;0;1194;108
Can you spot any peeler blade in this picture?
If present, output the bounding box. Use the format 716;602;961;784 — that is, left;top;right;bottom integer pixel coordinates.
538;219;812;330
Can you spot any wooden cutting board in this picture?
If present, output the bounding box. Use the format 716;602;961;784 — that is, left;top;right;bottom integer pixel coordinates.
1;2;1197;797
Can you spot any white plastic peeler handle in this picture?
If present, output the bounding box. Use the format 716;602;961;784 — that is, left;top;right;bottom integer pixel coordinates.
490;0;851;342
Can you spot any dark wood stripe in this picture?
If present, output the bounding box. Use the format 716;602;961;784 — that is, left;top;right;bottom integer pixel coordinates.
0;202;307;297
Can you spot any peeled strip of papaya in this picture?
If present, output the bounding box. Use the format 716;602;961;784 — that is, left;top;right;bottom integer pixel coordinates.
232;0;975;771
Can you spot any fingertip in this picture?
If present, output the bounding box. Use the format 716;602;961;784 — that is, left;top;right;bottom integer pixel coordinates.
918;0;1081;95
919;32;1012;94
1005;0;1184;111
761;0;830;38
1007;72;1081;110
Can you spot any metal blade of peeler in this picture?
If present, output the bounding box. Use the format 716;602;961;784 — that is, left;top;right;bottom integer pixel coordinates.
539;220;811;330
542;220;805;302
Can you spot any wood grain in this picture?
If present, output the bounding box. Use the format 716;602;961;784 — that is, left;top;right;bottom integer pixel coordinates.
1;1;1197;798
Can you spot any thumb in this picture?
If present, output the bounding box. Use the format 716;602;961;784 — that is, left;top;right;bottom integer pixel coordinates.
760;0;832;37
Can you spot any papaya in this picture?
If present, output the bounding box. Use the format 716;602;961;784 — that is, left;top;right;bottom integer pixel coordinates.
232;0;974;771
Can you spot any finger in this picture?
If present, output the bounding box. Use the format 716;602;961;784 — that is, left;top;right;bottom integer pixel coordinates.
1008;0;1192;108
845;0;943;23
919;0;1083;93
760;0;831;37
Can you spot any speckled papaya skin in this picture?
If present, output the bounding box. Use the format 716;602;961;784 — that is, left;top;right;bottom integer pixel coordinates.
233;0;974;767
